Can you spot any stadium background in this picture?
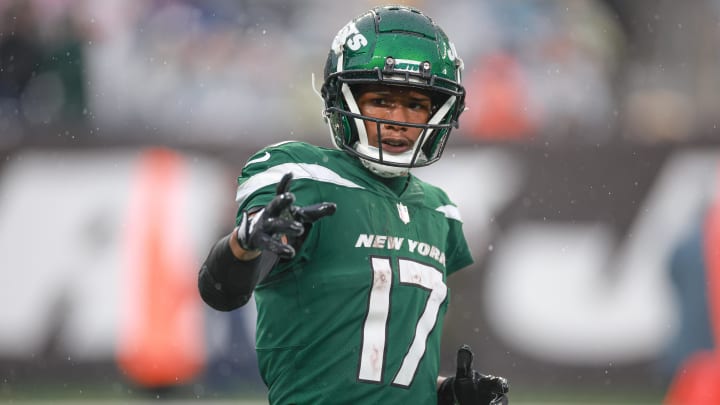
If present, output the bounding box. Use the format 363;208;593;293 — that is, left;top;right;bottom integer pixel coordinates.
1;0;719;403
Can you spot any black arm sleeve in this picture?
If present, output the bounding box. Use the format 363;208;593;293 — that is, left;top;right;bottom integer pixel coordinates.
198;234;277;311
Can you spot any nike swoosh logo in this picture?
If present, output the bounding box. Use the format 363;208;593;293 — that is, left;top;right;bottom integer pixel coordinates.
246;152;271;166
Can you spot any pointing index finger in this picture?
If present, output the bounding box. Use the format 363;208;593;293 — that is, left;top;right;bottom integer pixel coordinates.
276;172;293;195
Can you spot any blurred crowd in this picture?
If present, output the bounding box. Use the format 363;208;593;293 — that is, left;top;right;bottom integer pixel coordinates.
0;0;718;149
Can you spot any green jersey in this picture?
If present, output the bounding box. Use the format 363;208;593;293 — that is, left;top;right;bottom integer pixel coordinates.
236;141;473;404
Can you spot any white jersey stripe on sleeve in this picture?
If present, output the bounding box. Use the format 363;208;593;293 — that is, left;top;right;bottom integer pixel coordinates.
236;162;364;204
435;204;462;222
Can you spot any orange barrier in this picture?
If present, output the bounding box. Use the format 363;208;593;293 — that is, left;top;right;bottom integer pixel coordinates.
116;148;205;387
664;168;720;404
463;52;535;141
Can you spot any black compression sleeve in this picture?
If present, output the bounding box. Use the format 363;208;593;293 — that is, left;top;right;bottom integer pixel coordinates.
198;234;264;311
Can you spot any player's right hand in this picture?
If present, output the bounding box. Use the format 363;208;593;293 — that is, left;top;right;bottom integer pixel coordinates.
236;172;336;259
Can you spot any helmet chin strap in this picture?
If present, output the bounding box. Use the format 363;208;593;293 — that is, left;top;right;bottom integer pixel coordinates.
361;159;409;178
354;143;413;177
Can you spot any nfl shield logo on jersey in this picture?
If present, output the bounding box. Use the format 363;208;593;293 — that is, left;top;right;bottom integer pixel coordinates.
396;202;410;224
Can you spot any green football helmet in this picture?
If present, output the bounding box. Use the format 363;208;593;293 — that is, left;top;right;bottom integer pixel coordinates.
321;5;466;177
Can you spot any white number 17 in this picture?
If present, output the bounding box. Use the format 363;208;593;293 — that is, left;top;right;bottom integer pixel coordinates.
358;257;448;387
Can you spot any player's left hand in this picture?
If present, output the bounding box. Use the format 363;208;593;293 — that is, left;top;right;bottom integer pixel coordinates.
437;345;509;405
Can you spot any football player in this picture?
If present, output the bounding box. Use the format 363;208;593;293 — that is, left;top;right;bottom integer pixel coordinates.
199;5;509;404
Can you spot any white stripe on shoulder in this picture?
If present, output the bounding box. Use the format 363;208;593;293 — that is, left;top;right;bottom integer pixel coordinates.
436;204;463;222
236;162;363;203
268;140;299;148
245;151;271;166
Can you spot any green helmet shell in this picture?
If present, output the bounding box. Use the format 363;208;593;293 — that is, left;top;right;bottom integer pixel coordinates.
321;5;465;176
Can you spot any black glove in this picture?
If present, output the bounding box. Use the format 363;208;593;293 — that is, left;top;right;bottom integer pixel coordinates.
437;345;509;405
237;172;336;259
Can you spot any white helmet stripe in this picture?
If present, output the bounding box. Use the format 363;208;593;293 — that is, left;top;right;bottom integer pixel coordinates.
341;83;369;146
336;53;343;73
422;95;456;142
